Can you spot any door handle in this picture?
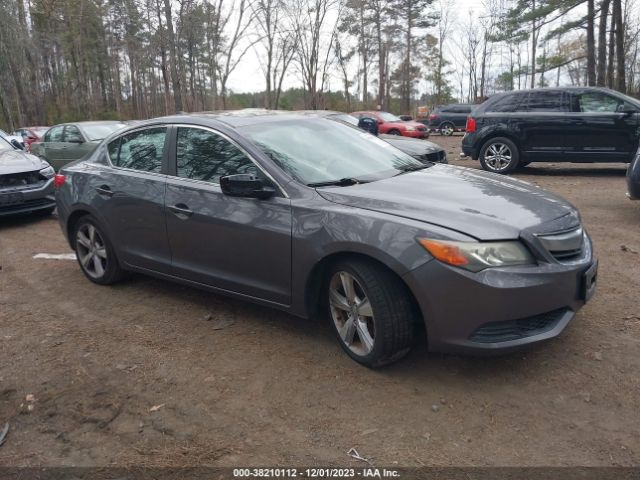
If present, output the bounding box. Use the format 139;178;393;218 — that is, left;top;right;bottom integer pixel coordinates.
95;185;114;197
168;203;193;218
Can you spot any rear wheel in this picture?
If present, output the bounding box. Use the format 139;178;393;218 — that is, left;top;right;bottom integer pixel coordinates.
73;215;124;285
479;137;520;174
440;122;455;136
327;260;415;368
388;129;401;135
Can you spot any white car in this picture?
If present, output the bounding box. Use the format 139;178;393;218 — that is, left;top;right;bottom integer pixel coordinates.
0;128;25;150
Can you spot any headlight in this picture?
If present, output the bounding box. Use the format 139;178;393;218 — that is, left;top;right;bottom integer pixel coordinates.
417;238;535;272
405;126;416;131
40;165;55;179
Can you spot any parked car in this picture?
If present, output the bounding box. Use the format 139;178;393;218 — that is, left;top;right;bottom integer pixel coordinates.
0;135;56;216
0;128;25;150
423;104;475;135
55;112;597;367
13;126;50;152
462;87;640;174
627;147;640;200
31;121;127;171
320;112;446;163
350;111;429;138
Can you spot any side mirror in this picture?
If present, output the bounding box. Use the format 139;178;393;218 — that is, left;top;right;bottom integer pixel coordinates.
10;139;24;150
358;117;379;136
220;174;276;199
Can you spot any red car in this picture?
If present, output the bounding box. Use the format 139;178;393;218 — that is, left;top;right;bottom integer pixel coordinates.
351;111;429;138
13;126;50;152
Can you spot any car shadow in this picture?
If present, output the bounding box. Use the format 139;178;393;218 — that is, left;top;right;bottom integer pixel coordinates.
113;272;555;380
516;164;628;178
0;211;56;230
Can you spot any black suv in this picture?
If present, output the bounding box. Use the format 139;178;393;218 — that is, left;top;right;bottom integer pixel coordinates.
424;104;474;135
462;87;640;173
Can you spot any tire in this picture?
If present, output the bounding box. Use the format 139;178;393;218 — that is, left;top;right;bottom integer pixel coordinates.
479;137;520;174
326;259;415;368
388;129;401;135
72;215;125;285
440;122;455;136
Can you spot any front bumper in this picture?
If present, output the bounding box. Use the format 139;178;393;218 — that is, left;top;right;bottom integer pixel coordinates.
0;178;55;216
403;253;596;354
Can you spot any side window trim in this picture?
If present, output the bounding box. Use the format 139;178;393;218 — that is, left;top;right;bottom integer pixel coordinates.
169;123;289;198
105;124;171;176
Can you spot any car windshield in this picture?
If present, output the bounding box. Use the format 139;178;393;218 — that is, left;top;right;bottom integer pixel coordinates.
81;123;127;141
241;118;424;185
378;112;402;122
0;136;14;152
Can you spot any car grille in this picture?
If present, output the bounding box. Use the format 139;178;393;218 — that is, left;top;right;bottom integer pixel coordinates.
536;227;585;262
0;170;45;190
0;197;53;214
469;308;568;343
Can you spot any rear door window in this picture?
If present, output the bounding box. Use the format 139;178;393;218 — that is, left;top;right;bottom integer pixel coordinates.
109;127;167;173
525;91;568;112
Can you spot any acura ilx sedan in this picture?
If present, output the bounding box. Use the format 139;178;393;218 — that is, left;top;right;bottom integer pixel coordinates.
54;112;598;367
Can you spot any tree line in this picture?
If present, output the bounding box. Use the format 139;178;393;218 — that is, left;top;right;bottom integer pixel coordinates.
0;0;639;131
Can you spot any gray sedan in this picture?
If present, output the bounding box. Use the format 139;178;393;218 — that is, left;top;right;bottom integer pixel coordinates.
54;112;597;367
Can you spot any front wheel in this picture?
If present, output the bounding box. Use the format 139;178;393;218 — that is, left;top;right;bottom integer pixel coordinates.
479;137;520;174
327;260;415;368
73;215;125;285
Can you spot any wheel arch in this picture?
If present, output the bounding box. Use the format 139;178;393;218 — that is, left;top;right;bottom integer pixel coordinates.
303;251;423;328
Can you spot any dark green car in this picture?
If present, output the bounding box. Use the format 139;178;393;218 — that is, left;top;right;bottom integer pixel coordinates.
32;121;127;170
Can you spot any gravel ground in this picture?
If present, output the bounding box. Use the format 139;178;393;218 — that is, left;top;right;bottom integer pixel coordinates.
0;134;639;467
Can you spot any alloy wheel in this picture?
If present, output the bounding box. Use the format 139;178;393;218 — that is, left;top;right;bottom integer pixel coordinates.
441;124;454;136
329;271;375;356
484;143;513;171
76;223;108;279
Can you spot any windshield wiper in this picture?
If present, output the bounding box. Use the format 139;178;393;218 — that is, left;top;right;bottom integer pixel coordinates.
307;177;366;188
394;164;430;176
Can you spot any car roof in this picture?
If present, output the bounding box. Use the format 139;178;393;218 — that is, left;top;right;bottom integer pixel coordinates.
130;110;342;129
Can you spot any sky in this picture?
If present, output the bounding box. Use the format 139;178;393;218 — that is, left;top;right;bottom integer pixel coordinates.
225;0;486;94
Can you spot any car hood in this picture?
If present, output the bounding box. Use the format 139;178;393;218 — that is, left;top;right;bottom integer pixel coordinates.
380;135;442;155
0;149;44;175
316;164;576;240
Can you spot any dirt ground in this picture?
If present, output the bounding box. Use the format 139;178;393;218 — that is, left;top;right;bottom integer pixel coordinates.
1;134;639;468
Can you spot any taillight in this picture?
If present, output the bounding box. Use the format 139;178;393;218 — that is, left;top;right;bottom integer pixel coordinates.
465;116;477;133
53;174;66;188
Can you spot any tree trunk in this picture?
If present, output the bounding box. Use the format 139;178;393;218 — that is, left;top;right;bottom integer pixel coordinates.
530;0;536;89
163;0;183;112
613;0;625;92
607;1;616;88
596;0;610;86
586;0;596;85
